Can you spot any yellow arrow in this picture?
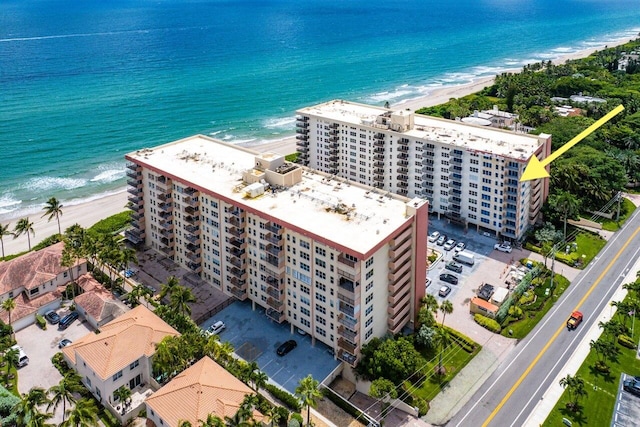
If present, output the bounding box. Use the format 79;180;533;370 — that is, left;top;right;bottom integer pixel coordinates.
520;104;625;181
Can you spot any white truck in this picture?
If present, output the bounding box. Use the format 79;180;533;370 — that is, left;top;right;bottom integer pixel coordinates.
453;250;475;266
10;345;29;367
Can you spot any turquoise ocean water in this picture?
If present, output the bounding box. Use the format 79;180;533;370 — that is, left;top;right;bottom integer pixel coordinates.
1;0;640;218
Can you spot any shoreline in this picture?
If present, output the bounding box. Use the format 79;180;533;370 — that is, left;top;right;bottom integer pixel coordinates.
2;35;636;256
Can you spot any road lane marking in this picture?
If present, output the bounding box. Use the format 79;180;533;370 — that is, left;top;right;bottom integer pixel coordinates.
481;226;640;427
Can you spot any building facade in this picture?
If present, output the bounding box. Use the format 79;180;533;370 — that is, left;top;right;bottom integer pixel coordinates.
125;136;428;366
295;100;552;240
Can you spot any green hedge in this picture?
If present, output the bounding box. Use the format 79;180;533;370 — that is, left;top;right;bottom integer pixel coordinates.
443;326;477;353
414;396;429;416
51;352;73;376
474;314;502;333
264;383;301;412
618;334;636;349
88;211;131;236
35;314;47;330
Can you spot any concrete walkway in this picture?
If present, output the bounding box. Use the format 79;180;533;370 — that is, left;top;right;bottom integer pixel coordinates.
524;257;640;426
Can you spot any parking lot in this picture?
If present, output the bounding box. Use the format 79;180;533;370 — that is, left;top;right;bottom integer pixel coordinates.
202;301;340;394
612;373;640;426
15;306;93;424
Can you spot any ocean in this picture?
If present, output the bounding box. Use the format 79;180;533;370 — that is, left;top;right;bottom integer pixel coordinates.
1;0;639;219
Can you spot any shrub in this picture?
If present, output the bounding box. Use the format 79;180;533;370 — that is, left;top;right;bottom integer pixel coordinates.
474;314;501;333
273;406;290;427
52;352;72;376
519;292;535;305
428;253;438;263
287;420;301;427
443;326;477;353
290;413;304;425
618;334;636;349
88;211;131;236
508;306;523;319
414;396;429;416
35;314;47;330
0;384;19;426
264;383;301;412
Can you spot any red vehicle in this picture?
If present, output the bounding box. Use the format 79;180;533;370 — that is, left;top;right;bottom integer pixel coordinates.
567;311;583;330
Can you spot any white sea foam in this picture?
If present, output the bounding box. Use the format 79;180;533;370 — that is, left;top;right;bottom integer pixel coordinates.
90;168;125;183
263;116;296;129
23;176;87;192
0;195;22;215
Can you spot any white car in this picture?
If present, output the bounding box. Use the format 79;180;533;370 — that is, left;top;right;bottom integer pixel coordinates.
494;243;512;253
438;285;451;297
428;231;440;243
443;239;456;251
454;242;466;253
205;321;226;336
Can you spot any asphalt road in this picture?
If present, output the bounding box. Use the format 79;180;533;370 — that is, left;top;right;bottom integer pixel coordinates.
448;207;640;427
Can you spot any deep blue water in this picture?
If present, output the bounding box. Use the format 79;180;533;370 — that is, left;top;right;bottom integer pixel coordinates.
1;0;639;217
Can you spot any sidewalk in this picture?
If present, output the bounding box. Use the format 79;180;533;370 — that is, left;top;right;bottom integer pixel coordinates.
524;257;640;426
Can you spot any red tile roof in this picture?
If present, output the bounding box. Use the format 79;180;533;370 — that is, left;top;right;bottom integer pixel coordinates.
74;274;126;324
0;290;61;324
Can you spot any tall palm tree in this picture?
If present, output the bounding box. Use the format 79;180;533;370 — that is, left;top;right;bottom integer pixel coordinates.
47;375;83;421
42;197;64;236
60;398;99;427
169;285;197;317
4;347;19;379
199;414;225;426
0;222;11;258
439;300;454;327
113;385;132;407
159;275;181;301
1;298;16;329
295;375;322;427
26;410;55;427
553;191;581;239
434;327;452;376
253;370;268;392
13;217;35;251
559;374;587;412
13;387;50;426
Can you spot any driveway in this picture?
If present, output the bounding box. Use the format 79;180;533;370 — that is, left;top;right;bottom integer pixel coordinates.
15;307;93;424
203;301;340;394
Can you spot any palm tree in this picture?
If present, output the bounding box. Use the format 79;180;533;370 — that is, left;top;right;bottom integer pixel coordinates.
434;327;452;376
13;217;35;251
0;222;11;258
439;300;454;327
253;370;268;392
198;414;225;427
1;298;16;329
589;338;618;371
42;197;64;236
295;375;322;427
159;275;181;301
26;410;55;427
113;385;132;409
47;375;83;421
60;398;99;427
14;387;50;426
4;347;19;379
169;285;197;317
559;374;587;412
598;319;624;341
553;191;581;239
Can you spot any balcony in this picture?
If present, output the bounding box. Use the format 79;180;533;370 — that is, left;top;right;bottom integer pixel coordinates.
374;133;385;140
295;121;309;129
329;122;338;129
155;181;170;194
127;195;142;205
263;254;284;269
397;174;408;182
373;182;384;189
374;175;384;183
338;337;357;354
185;233;200;245
186;262;201;273
184;215;200;226
228;256;242;269
267;297;283;310
229;237;246;250
159;246;174;256
338;349;357;366
127;178;142;189
183;196;198;207
338;277;356;293
126;169;141;180
374;161;384;168
373;139;385;148
264;222;282;234
184;187;198;197
266;308;284;323
125;229;145;245
126;162;140;171
397;181;408;189
160;228;173;238
295;127;310;135
158;201;172;212
397;167;409;174
373;153;384;161
229;266;247;280
266;275;281;289
338;301;355;317
186;241;200;253
230;287;247;300
388;288;410;308
397;152;408;160
338;325;358;342
160;220;173;230
186;251;201;263
228;226;245;238
328;167;339;175
266;286;280;299
296;134;309;142
338;313;358;330
266;244;281;256
184;205;199;216
373;147;384;154
397;145;409;153
230;276;246;288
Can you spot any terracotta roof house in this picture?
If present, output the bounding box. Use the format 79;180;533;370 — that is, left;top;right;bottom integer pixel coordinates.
0;242;86;331
62;305;179;424
74;273;128;329
146;357;263;427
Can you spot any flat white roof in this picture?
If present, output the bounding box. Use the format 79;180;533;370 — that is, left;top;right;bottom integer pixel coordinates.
127;135;424;255
298;100;545;160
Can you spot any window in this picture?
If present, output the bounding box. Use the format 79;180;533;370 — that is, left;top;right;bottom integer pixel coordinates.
112;371;123;381
129;360;139;370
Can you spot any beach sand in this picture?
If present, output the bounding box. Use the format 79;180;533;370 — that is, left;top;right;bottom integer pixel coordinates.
2;36;635;256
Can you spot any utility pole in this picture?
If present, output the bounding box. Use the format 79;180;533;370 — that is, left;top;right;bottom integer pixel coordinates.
616;191;622;222
549;243;557;294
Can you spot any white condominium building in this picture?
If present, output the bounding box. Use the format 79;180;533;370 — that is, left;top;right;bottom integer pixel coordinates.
125;135;428;366
296;100;552;241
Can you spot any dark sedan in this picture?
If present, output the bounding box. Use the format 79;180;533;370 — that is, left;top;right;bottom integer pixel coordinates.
44;310;60;324
445;261;463;273
277;340;297;356
439;273;459;285
624;379;640;397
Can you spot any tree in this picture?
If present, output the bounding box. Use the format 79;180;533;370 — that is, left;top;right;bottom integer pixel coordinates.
159;276;180;302
3;347;19;379
369;378;398;419
434;327;451;376
559;374;587;412
1;299;16;329
252;370;268;392
295;375;322;427
0;223;11;258
26;410;55;427
113;386;132;410
415;324;437;349
125;284;153;308
198;414;225;427
13;217;35;251
548;191;581;239
534;222;562;245
60;398;99;427
169;285;197;317
598;319;624;341
439;300;454;327
541;241;554;269
42;197;64;236
48;377;86;421
589;338;618;371
13;387;50;426
356;336;424;384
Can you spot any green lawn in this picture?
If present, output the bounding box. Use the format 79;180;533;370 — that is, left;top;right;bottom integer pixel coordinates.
501;275;570;339
597;198;637;231
405;340;481;402
543;293;640;426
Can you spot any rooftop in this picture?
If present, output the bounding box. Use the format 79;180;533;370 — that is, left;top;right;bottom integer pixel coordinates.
145;356;263;427
126;135;426;256
74;274;128;324
62;305;179;380
297;99;547;160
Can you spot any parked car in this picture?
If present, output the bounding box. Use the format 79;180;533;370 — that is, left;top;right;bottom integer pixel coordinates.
454;242;466;253
44;310;61;324
428;231;440;243
205;321;226;336
10;345;29;367
438;285;451;297
494;242;513;253
445;261;463;273
439;273;459;285
624;378;640;397
443;239;457;251
58;339;73;349
436;235;447;246
426;277;432;289
58;311;79;330
277;340;297;356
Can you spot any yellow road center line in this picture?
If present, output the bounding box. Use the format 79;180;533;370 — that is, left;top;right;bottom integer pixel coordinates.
482;226;640;427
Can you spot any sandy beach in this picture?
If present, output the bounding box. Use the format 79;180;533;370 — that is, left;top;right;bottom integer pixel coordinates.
2;36;635;257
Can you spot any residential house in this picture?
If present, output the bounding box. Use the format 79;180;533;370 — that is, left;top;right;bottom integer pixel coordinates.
74;273;128;329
